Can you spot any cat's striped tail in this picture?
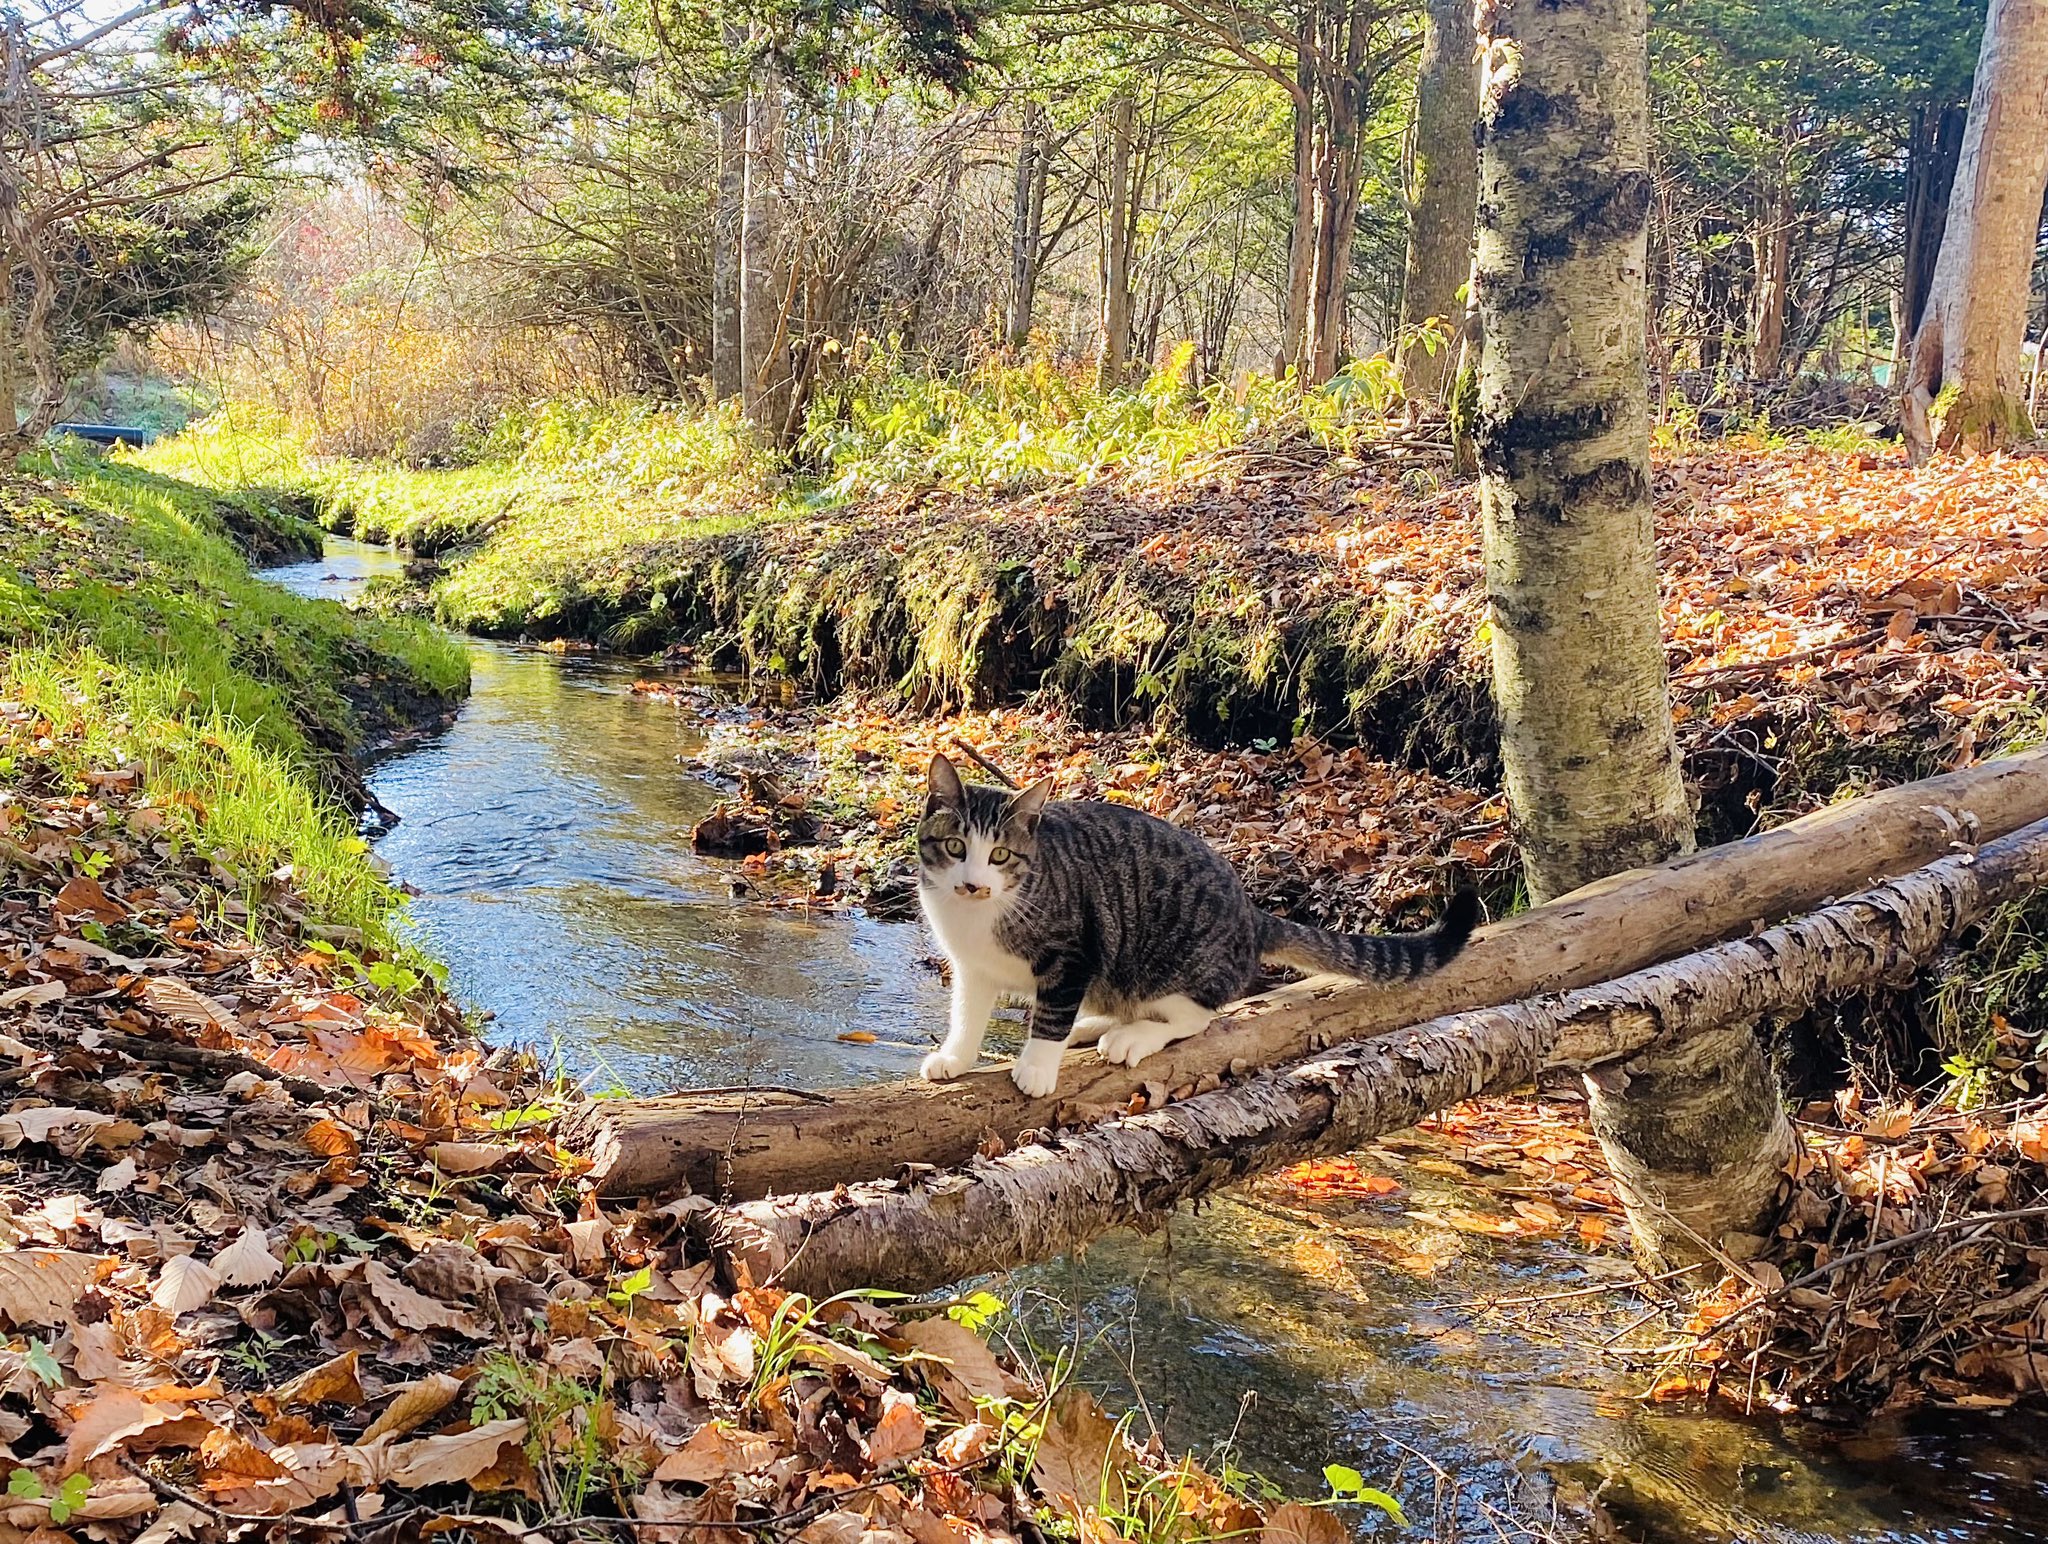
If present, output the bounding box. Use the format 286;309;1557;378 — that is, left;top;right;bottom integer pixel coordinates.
1256;888;1481;981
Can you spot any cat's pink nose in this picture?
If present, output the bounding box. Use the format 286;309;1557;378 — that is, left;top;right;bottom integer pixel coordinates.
954;881;991;900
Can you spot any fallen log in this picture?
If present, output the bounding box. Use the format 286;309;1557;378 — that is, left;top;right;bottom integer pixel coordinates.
566;748;2048;1199
708;814;2048;1297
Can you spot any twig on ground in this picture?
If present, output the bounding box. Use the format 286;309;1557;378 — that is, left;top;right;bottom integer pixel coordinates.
950;738;1020;788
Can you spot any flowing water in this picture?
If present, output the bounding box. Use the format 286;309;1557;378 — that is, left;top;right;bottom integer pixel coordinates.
268;539;2048;1544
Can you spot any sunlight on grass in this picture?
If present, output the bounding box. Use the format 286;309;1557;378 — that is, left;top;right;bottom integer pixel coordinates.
0;448;467;949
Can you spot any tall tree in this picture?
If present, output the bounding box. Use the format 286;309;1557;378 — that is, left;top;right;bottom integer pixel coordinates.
1394;0;1477;403
1900;0;2048;458
1476;0;1791;1262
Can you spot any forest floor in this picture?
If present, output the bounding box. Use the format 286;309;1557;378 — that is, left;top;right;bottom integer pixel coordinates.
0;457;1400;1540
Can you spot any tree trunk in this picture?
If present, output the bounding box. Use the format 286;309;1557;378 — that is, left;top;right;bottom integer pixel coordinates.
563;747;2048;1201
740;83;792;443
1097;96;1135;387
1900;102;1968;350
710;95;745;402
1279;61;1315;376
706;816;2048;1298
1396;0;1479;404
1750;181;1792;381
1007;104;1045;350
1472;0;1691;903
1473;0;1773;1264
1901;0;2048;460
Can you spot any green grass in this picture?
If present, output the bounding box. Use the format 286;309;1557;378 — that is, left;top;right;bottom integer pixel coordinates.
0;446;468;947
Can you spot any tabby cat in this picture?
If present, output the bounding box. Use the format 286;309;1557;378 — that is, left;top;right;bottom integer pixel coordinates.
916;752;1480;1097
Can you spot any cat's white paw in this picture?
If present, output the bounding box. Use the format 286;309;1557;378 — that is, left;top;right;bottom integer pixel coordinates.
1069;1014;1117;1046
1010;1040;1063;1098
921;1048;975;1081
1098;1022;1175;1068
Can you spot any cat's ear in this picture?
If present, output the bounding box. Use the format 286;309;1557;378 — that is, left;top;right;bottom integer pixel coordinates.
927;751;967;812
1006;777;1051;833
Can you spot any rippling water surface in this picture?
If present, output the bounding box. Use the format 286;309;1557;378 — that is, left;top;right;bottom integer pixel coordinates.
265;539;2048;1543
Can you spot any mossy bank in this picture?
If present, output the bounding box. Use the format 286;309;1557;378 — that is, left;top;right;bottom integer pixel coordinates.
0;445;468;947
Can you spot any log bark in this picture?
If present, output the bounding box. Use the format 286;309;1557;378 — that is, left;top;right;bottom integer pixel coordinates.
710;816;2048;1298
1900;0;2048;460
564;748;2048;1202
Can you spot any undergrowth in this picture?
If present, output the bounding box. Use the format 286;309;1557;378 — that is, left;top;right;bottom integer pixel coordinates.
0;447;467;948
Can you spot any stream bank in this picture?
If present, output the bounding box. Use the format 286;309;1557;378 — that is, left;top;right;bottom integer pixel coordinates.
280;540;2048;1543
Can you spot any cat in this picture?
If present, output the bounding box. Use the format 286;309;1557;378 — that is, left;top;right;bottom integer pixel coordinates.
914;751;1481;1098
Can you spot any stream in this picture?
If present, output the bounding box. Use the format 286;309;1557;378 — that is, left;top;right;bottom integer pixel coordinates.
270;539;2048;1543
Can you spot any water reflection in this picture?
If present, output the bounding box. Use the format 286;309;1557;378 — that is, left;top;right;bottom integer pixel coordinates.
265;540;2048;1544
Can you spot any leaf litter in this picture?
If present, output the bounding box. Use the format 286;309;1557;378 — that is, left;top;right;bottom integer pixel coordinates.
0;695;1344;1537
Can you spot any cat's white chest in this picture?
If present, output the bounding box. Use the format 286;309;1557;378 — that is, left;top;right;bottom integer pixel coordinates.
920;885;1036;994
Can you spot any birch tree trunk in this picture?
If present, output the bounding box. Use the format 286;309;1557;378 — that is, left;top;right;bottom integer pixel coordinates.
1474;0;1774;1265
1901;0;2048;460
1097;96;1135;386
1396;0;1478;404
1473;0;1692;903
710;95;744;402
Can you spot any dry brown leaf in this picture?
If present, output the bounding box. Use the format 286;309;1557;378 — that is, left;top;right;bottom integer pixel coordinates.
934;1422;993;1466
273;1349;364;1409
387;1417;529;1489
0;1248;105;1327
864;1389;927;1467
211;1225;282;1288
1030;1386;1134;1520
97;1155;139;1195
303;1118;360;1157
142;977;241;1034
429;1141;512;1175
900;1317;1012;1417
362;1259;486;1337
652;1421;778;1484
63;1387;194;1470
1260;1502;1349;1544
360;1372;464;1443
54;874;126;923
151;1253;220;1315
796;1511;870;1544
0;1106;118;1152
207;1441;354;1515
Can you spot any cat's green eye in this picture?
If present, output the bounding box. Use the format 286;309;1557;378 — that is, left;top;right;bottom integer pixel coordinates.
989;846;1011;864
942;837;967;859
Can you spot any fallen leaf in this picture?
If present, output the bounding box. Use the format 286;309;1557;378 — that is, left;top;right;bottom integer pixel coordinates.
97;1156;139;1195
54;874;126;923
272;1350;364;1409
0;1107;118;1150
652;1421;777;1484
1032;1386;1135;1520
211;1225;282;1288
429;1141;512;1175
152;1254;220;1315
900;1316;1012;1416
142;977;241;1035
63;1387;196;1471
864;1389;927;1466
0;1249;105;1327
1261;1502;1349;1544
387;1418;530;1488
362;1259;486;1337
360;1373;463;1443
